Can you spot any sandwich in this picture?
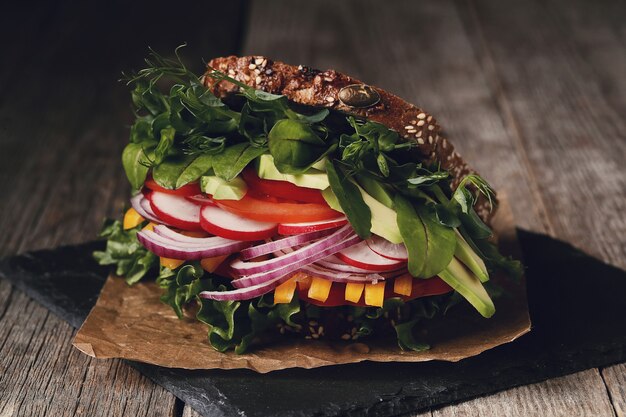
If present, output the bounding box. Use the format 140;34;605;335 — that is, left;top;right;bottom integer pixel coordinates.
94;48;522;354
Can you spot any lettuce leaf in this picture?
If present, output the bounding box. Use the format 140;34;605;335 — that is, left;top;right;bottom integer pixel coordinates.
93;219;157;284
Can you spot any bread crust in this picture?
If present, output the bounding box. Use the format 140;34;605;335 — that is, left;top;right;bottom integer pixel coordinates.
204;55;494;221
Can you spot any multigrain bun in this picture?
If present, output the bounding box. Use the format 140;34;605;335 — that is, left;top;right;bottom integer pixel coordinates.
204;56;494;222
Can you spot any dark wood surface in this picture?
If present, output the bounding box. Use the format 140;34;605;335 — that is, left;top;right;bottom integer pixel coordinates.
1;0;624;416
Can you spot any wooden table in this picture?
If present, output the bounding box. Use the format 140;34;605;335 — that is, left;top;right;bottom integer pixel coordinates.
1;1;624;415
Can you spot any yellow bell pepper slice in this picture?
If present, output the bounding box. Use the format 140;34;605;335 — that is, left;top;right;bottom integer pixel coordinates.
294;272;312;291
308;277;332;302
142;222;157;232
364;281;386;307
123;207;145;230
200;255;229;273
393;274;413;296
274;278;298;304
160;257;185;270
345;282;365;303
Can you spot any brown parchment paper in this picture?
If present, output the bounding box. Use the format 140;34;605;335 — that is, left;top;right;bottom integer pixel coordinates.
73;197;530;373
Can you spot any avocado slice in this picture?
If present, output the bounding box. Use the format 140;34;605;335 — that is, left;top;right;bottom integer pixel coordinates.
438;258;495;318
355;174;395;209
322;182;403;244
455;231;489;283
201;175;247;200
256;154;329;190
310;157;327;171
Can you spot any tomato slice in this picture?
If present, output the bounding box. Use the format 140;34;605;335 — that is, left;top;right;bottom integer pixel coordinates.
144;176;201;196
216;194;342;223
241;168;327;204
297;276;452;307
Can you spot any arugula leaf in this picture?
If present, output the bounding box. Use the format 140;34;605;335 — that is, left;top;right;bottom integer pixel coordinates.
434;203;462;228
407;167;449;186
377;153;390;177
452;174;496;212
460;210;493;239
395;195;456;278
476;239;524;280
393;319;429;351
268;119;328;173
182;134;226;156
122;142;154;190
93;219;157;284
326;161;372;239
212;143;267;181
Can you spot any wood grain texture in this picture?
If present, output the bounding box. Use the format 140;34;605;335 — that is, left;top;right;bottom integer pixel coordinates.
183;405;202;417
0;1;245;416
0;283;178;417
458;0;626;269
603;364;626;417
432;370;616;417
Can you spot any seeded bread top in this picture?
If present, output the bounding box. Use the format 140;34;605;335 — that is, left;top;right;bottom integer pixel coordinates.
204;55;494;222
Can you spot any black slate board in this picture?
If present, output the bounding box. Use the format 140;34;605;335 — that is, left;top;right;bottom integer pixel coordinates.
1;230;626;417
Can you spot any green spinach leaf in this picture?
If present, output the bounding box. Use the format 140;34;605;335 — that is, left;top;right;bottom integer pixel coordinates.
152;154;196;189
122;142;154;190
176;154;214;188
268;119;328;173
212;143;267;181
326;161;371;239
395;195;456;278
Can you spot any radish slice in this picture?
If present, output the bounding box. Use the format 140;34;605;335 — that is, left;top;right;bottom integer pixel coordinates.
200;205;277;241
130;193;170;225
240;228;336;260
231;234;361;289
148;191;202;231
278;217;348;235
137;230;249;260
186;194;216;206
230;225;354;275
337;241;405;272
366;235;409;261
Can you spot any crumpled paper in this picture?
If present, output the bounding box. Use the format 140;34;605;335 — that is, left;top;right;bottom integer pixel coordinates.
73;197;530;373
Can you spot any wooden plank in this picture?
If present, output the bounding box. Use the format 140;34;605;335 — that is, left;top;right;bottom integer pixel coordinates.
183;405;203;417
458;0;626;270
432;369;616;417
547;0;626;114
0;286;177;416
602;364;626;417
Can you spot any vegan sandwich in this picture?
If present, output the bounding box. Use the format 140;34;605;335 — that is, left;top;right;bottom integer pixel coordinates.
94;49;522;353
